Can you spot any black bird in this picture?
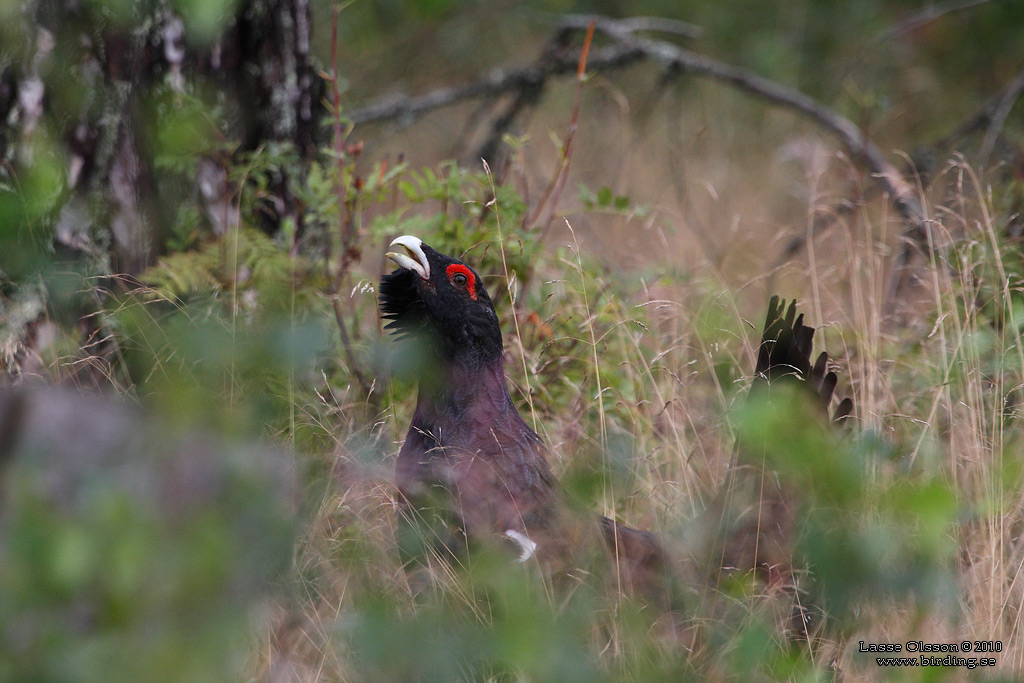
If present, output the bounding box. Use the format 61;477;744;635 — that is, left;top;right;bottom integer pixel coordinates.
380;235;851;608
380;235;670;598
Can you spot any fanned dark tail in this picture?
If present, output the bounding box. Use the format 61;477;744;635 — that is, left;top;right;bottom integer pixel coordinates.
599;297;855;617
719;294;854;503
754;295;853;423
705;296;853;639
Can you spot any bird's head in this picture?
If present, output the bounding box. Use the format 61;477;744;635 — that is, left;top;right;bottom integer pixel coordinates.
380;235;503;367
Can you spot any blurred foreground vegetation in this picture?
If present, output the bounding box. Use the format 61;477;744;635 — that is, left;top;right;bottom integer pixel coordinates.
2;0;1024;680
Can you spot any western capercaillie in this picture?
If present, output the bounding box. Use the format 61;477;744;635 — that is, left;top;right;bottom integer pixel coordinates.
379;235;852;618
380;235;671;601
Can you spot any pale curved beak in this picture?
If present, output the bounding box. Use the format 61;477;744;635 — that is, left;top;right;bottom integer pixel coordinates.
386;235;430;280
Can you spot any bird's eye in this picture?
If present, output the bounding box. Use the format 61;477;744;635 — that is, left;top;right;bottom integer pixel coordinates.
444;264;477;299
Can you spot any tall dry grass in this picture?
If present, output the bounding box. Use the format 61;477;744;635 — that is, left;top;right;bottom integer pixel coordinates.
245;143;1024;680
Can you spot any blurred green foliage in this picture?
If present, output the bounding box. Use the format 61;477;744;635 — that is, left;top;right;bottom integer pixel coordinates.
343;558;608;683
0;391;298;683
736;386;960;621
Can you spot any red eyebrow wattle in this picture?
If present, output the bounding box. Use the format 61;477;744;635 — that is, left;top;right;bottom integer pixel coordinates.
445;264;477;300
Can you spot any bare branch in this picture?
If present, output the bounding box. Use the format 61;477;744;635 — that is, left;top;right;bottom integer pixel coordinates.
552;15;938;314
774;198;865;268
475;80;544;170
933;71;1024;151
355;13;942;278
346;43;644;126
555;13;703;40
979;67;1024;167
527;21;595;230
352;13;930;243
780;62;1024;265
883;0;1003;41
574;16;927;239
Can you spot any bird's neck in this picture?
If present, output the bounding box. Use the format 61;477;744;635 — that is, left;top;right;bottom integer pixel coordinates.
413;356;522;431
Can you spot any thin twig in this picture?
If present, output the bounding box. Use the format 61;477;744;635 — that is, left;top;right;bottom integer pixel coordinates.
933;67;1024;151
979;67;1024;168
475;77;545;171
325;2;371;395
331;294;371;394
774;198;865;267
527;20;595;230
330;4;357;271
483;160;538;431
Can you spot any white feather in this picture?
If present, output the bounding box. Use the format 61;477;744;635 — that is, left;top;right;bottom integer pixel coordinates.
504;529;538;563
